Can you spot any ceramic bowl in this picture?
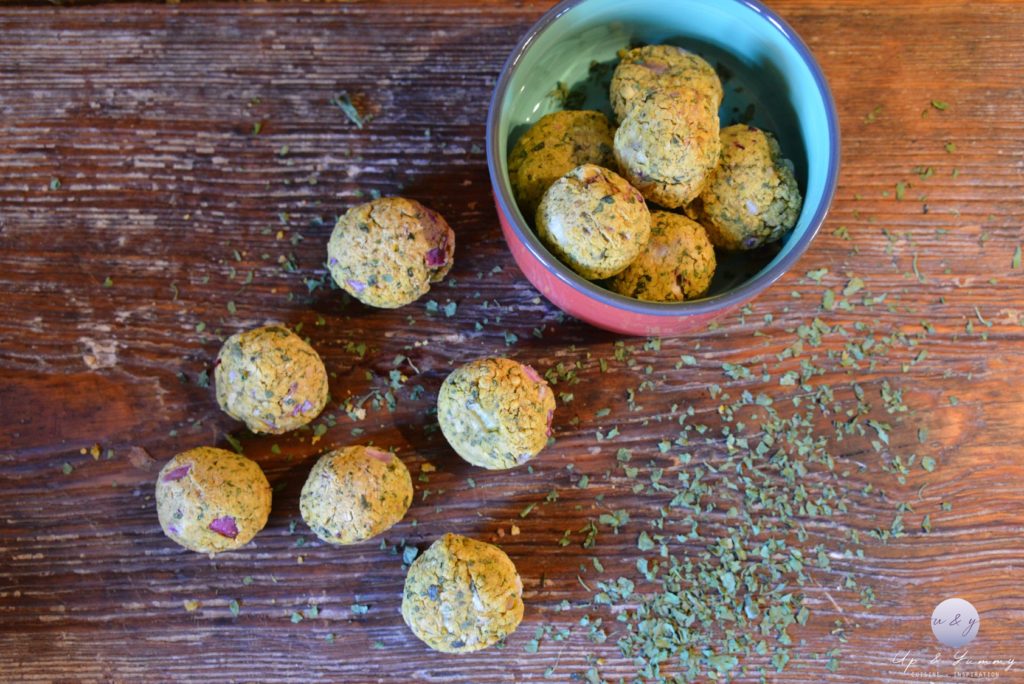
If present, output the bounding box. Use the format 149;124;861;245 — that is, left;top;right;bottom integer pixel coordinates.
485;0;840;336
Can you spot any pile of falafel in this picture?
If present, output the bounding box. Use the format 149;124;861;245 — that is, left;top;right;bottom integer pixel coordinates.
509;44;804;302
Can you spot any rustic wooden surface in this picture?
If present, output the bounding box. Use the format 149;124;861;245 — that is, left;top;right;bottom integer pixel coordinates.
1;1;1023;682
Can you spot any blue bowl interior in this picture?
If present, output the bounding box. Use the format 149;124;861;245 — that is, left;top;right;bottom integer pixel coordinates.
492;0;838;307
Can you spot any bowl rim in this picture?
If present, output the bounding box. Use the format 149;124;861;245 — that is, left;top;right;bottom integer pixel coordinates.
485;0;841;318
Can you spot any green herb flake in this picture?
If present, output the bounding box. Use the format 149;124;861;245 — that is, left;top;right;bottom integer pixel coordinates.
350;603;369;615
228;599;240;617
49;177;61;190
331;91;365;129
61;462;73;475
1012;245;1021;270
102;276;114;288
912;253;925;282
806;268;828;283
224;433;243;454
921;456;937;472
931;100;950;111
402;545;419;565
895;181;907;201
290;612;303;623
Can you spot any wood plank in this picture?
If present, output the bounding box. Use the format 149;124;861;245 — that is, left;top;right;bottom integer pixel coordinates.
1;1;1023;681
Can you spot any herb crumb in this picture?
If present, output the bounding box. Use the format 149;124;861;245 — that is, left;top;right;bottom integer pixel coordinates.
331;91;366;129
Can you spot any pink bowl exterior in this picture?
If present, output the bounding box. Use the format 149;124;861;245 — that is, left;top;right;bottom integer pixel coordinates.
495;194;738;336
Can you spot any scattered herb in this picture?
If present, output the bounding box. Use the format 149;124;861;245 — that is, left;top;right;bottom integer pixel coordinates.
843;277;864;296
806;268;828;283
402;545;419;565
331;91;365;129
224;433;243;454
912;253;925;282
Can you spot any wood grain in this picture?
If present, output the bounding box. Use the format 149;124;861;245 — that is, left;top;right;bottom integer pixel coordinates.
1;1;1023;682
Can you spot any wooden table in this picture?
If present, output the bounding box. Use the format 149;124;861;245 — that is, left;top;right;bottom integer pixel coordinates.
2;1;1022;681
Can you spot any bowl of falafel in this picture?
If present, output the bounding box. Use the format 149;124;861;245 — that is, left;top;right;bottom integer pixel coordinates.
486;0;840;336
